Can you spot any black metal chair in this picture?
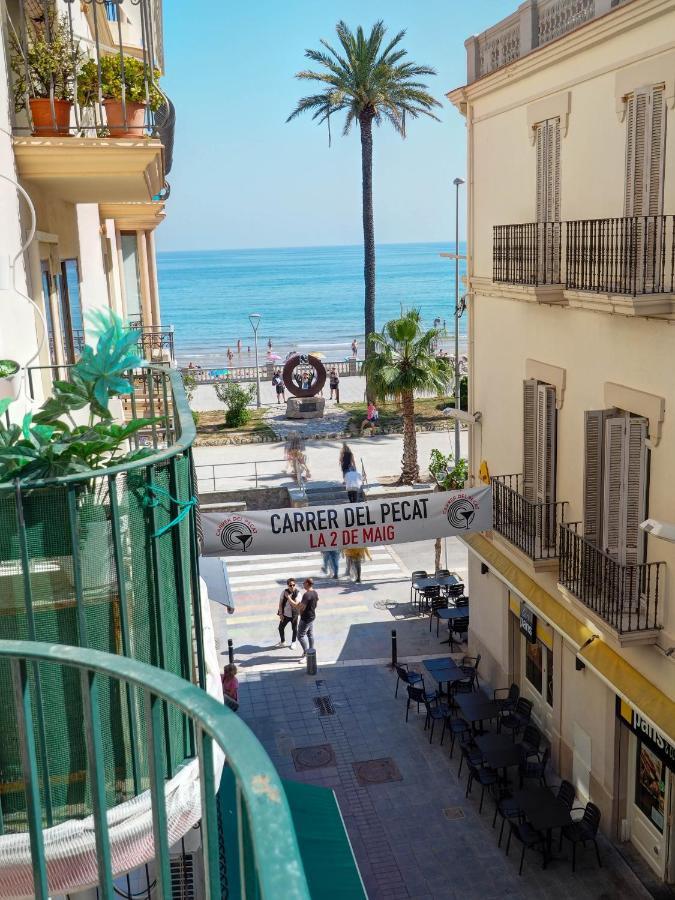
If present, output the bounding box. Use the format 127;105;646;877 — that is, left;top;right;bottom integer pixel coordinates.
394;662;422;698
420;584;441;612
448;675;474;714
557;779;576;810
458;736;483;778
500;697;533;740
460;654;481;689
494;683;519;714
492;790;524;848
410;570;427;607
447;716;471;758
465;760;499;814
434;568;451;578
446;582;465;604
405;683;436;722
422;694;452;744
559;802;602;871
506;821;547;875
519;745;550;787
429;596;449;634
454;595;469;608
449;615;469;651
521;723;542;759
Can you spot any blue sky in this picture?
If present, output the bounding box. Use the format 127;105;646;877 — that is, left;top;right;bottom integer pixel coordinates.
159;1;516;251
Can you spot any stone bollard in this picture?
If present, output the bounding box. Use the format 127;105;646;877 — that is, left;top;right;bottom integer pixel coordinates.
306;648;317;675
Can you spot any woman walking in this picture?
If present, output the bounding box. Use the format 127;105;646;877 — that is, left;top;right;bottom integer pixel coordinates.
276;578;299;648
344;547;372;583
339;442;356;478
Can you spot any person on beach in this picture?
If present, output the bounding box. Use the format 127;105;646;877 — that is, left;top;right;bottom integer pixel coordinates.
221;664;239;711
344;466;363;503
237;339;242;353
227;347;234;363
351;338;358;357
339;442;356;478
267;338;273;350
291;578;319;661
276;578;299;649
329;369;340;402
361;402;379;435
272;369;285;403
344;547;372;583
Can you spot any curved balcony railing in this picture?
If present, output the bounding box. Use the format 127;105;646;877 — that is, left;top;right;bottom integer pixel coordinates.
0;640;310;899
0;366;203;830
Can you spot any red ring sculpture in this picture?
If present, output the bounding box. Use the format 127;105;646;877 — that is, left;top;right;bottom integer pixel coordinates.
282;354;327;398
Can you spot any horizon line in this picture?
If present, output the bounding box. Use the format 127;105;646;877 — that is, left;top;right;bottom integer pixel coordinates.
156;238;468;255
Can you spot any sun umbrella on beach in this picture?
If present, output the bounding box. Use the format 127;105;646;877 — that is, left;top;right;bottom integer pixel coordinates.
309;351;326;358
266;352;281;361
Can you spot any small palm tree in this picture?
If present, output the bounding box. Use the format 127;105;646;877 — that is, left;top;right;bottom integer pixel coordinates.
362;310;452;484
287;21;440;389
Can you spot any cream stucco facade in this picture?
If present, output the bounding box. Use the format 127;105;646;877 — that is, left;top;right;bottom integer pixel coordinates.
450;0;675;882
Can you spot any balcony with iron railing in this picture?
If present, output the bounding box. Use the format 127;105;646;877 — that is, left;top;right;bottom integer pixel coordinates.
558;522;664;639
491;474;568;563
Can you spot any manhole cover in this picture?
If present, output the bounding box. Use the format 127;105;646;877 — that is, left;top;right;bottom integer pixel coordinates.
353;758;403;786
373;599;398;611
313;696;335;716
443;807;465;820
292;744;336;771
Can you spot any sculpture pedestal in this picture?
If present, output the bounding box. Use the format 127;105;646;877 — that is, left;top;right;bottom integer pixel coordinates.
285;397;325;419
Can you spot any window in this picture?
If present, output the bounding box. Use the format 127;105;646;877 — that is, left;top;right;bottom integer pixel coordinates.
583;411;648;564
525;641;543;694
545;647;553;707
625;85;666;217
40;261;57;365
121;232;142;321
635;740;665;832
61;260;84;357
523;379;557;548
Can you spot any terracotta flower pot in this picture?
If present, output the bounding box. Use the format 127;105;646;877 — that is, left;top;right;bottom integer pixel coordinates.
29;98;72;137
103;99;147;138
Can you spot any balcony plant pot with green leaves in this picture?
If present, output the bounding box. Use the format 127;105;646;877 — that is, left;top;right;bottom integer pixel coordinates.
78;55;163;138
0;360;21;401
9;12;82;137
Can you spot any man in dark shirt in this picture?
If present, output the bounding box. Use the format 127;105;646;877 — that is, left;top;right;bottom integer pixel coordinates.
293;577;319;661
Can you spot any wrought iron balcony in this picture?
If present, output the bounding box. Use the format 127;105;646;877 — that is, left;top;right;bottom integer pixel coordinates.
493;222;562;286
0;640;310;898
130;322;175;362
491;474;567;561
559;522;664;633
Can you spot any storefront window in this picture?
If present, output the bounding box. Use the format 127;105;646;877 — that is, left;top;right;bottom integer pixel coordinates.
635;740;665;832
546;647;553;707
525;641;542;694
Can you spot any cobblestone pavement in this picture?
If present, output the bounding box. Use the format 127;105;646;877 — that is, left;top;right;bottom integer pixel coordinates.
262;403;352;439
238;663;650;900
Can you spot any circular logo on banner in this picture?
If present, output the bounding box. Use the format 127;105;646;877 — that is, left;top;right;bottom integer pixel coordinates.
446;498;476;530
220;520;254;553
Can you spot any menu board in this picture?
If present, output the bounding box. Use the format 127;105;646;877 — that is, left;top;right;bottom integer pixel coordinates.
635;740;665;832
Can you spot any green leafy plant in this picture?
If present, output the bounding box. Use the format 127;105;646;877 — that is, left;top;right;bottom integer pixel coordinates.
78;54;163;111
0;360;19;378
429;448;468;490
181;370;198;405
214;381;255;429
0;311;155;483
9;12;83;109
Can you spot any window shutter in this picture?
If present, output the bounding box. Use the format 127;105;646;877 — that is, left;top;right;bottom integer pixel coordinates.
602;416;626;562
625;87;649;216
623;416;648;565
535;384;556;504
647;86;666;216
547;119;561;223
583;410;610;546
624;94;636;216
523;379;538;502
535;123;547;223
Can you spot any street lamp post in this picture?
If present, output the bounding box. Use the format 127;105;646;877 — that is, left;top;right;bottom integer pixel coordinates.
453;177;465;464
249;313;262;408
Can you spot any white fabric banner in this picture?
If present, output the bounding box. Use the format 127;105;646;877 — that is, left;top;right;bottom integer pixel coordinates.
201;486;492;557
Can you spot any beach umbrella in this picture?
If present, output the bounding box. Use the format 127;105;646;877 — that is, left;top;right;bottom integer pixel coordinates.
310;351;326;358
267;352;282;360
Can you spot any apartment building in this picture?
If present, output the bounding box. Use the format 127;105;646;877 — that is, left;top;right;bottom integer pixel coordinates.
449;0;675;882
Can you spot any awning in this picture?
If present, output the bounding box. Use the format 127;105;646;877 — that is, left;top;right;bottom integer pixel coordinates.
462;533;675;745
218;769;366;899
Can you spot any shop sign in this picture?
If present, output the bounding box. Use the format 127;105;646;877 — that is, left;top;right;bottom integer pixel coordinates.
616;697;675;770
519;602;537;643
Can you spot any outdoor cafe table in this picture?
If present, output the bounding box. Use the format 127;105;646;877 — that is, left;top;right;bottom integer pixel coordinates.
413;575;462;609
475;733;523;776
456;691;502;733
515;786;573;861
434;604;470;639
422;657;463;694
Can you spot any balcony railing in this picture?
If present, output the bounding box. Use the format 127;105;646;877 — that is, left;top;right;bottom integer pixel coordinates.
0;639;310;898
493;222;562;286
130;322;176;362
493;216;675;297
559;522;664;633
492;474;567;560
9;0;170;142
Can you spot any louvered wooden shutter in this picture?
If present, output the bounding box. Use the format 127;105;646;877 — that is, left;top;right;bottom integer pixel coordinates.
601;415;648;564
625;86;665;216
523;379;538;502
647;87;666;216
602;417;626;561
624;95;636;216
536;123;546;223
535;119;561;223
535;384;556;504
583;410;611;546
623;417;648;565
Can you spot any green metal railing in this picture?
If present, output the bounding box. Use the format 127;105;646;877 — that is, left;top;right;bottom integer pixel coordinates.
0;639;311;899
0;367;204;828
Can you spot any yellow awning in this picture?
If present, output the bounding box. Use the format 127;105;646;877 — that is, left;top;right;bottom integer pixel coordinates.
462;532;675;745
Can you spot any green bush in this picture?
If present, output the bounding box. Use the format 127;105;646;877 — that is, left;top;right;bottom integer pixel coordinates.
428;448;468;490
214;381;255;429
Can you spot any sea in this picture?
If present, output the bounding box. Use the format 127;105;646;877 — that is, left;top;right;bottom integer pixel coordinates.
156;242;468;368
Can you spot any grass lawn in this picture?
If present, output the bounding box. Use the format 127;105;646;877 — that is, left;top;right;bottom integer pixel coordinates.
195;407;276;442
341;396;455;431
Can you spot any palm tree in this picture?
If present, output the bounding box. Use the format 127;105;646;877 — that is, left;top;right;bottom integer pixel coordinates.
287;21;440;387
362;310;452;485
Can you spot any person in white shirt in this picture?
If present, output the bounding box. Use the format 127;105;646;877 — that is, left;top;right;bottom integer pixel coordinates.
344;467;363;503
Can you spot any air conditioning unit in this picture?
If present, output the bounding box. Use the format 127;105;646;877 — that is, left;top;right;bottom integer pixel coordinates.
170;850;203;900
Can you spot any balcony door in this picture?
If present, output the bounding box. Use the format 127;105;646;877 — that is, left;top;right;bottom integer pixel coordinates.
523;379;557;551
535;117;561;283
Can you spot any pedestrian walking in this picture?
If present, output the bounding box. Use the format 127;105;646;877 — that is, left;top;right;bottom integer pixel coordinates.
339;442;356;478
344;547;372;583
221;664;239;711
237;338;242;353
351;338;358;357
329;368;340;402
344;467;363;503
321;549;340;579
227;347;234;363
292;578;319;661
361;401;379;435
276;578;299;648
272;369;285;403
267;337;273;350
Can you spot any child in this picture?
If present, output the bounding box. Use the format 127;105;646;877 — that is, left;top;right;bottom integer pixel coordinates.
221;664;239;711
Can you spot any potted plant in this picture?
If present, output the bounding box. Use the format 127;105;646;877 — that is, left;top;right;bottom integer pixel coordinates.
9;12;82;136
0;360;20;401
78;54;163;138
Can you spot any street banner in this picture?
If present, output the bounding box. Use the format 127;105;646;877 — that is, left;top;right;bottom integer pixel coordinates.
201;486;492;557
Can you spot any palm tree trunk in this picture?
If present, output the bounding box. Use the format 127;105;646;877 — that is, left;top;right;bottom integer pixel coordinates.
400;389;419;484
360;109;376;399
